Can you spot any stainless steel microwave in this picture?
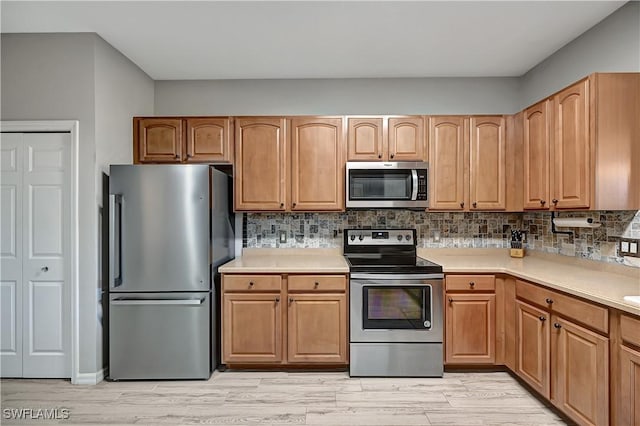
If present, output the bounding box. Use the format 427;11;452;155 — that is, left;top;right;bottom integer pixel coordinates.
346;162;428;209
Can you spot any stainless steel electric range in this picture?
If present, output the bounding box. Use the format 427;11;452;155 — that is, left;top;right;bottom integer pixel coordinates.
344;229;444;377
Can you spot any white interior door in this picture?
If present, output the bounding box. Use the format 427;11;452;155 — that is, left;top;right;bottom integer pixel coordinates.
0;132;71;378
1;133;24;377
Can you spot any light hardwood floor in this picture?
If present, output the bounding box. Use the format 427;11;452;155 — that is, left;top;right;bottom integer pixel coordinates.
1;371;570;425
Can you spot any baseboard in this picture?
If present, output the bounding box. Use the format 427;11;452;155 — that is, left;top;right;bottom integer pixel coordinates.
72;368;106;385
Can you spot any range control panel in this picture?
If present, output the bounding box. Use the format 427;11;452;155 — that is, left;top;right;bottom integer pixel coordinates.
345;229;415;246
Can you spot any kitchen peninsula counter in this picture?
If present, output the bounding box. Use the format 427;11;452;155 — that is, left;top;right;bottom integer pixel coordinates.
418;248;640;316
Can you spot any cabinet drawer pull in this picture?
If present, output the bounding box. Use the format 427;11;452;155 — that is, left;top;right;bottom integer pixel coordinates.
539;316;546;322
554;323;562;329
469;282;475;288
552;199;558;205
545;298;553;304
540;200;546;205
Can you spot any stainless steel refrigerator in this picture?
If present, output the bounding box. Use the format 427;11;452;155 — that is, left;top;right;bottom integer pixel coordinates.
107;165;234;380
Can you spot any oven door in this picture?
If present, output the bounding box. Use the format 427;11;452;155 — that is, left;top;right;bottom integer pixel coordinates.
350;274;443;343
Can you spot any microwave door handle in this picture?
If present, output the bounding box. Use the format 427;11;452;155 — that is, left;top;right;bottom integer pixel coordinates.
411;169;418;200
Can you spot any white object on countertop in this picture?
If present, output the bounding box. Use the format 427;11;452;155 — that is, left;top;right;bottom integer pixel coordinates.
623;296;640;305
552;217;601;228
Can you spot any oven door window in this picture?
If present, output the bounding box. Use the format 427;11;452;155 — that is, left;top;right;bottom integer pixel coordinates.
363;286;431;329
349;170;412;200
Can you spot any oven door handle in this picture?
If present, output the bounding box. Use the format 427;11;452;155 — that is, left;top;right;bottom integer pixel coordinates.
350;273;444;280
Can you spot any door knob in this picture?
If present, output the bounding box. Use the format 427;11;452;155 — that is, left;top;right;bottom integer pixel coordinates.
41;266;49;272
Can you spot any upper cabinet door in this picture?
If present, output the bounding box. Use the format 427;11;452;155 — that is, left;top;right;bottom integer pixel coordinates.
552;79;591;209
136;118;183;163
523;101;551;210
185;118;233;163
388;117;425;161
347;118;384;161
429;116;467;210
290;117;345;211
469;116;506;210
234;118;287;211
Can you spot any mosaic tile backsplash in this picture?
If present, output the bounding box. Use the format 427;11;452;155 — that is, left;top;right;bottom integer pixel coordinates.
243;210;640;267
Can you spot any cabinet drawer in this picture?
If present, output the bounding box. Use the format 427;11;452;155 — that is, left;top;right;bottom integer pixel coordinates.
516;280;608;334
288;275;347;292
621;314;640;348
223;275;282;292
446;275;495;292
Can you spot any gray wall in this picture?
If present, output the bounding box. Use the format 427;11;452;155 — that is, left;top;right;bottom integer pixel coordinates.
1;32;154;376
1;33;99;375
93;36;154;371
520;1;640;108
154;77;520;116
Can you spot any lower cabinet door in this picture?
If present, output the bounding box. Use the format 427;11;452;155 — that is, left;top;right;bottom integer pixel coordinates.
552;316;609;426
619;345;640;426
445;293;495;364
516;300;550;398
287;294;347;363
223;293;282;364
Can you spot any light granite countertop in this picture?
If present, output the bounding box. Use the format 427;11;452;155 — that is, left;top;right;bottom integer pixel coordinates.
418;248;640;317
219;248;349;274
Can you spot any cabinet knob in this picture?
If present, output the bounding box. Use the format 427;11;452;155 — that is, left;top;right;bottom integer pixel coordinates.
174;154;180;159
378;154;382;159
539;316;546;322
540;200;546;205
289;297;293;305
314;282;319;288
545;298;553;304
390;153;394;159
460;202;465;208
472;202;477;208
186;153;193;158
292;202;297;208
248;281;254;287
554;323;562;329
280;203;284;208
275;297;280;303
41;266;49;272
448;297;453;304
552;199;558;205
469;282;475;288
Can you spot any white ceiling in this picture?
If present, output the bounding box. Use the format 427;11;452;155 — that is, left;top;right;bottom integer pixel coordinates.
1;1;627;80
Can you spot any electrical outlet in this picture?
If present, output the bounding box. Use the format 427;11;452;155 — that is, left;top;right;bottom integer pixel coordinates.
618;238;640;258
433;230;441;242
279;230;287;244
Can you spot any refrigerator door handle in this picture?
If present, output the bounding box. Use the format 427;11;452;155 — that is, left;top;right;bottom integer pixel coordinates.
110;298;206;306
109;194;123;288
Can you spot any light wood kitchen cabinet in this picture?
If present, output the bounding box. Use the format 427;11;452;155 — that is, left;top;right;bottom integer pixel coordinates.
515;278;610;425
516;300;550;398
552;315;609;426
445;293;495;364
222;273;348;367
134;118;183;163
287;293;347;363
134;117;233;164
185;118;233;163
469;116;506;210
619;345;640;426
522;73;640;210
523;101;551;210
347;118;384;160
222;293;283;364
428;116;467;210
234;117;287;211
551;79;591;209
290;117;344;211
347;116;425;161
429;116;506;211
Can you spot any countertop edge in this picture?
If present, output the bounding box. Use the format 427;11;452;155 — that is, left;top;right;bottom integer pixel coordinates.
427;261;640;317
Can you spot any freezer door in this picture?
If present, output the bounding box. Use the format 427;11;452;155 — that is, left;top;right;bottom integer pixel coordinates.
109;165;210;292
108;292;211;380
